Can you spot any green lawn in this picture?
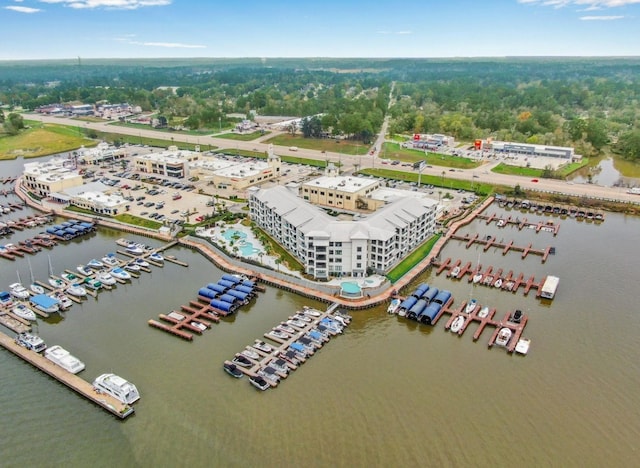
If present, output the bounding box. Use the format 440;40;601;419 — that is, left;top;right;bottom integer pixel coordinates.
89;129;218;152
215;131;270;141
265;134;370;155
113;213;163;230
358;168;498;196
109;121;216;136
0;123;96;160
386;234;441;283
491;158;589;178
380;142;482;169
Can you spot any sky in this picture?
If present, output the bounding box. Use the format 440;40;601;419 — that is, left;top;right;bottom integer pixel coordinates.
1;0;640;60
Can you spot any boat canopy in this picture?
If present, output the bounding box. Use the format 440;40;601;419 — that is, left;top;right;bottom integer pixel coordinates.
219;293;237;304
433;290;452;305
198;288;217;300
290;342;305;353
421;287;439;303
209;299;234;312
30;293;60;308
241;280;255;289
217;279;236;289
226;289;248;301
408;299;428;320
399;296;418;311
205;283;227;294
412;283;429;298
418;303;442;325
221;274;241;284
234;285;253;296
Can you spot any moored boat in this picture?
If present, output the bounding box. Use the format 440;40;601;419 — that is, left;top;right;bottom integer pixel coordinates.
149;252;164;263
30;293;60;314
110;267;131;280
44;345;85;374
125;243;144;255
495;327;513;347
494;278;503;289
87;258;104;269
77;264;93;276
387;298;401;314
65;283;87;298
223;362;244;378
15;332;47;353
102;253;120;267
124;262;141;272
268;329;290;340
450;315;465;333
232;354;252;368
450;266;461;278
9;282;30;300
93;373;140;404
249;375;270;391
241;348;260;361
515;338;531;355
465;299;477;314
95;270;117;285
12;303;37;321
254;340;274;353
478;306;490;318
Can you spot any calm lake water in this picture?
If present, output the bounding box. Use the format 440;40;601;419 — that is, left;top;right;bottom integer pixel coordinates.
1;157;639;467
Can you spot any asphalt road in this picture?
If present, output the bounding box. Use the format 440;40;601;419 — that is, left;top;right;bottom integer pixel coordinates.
23;113;640;204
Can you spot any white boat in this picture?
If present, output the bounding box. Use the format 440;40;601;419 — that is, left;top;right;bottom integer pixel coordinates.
478;306;490;318
450;315;465;333
387;298;401;314
505;281;515;291
398;308;407;317
465;299;477;314
495;327;513;347
483;275;494;285
125;243;144;255
27;259;45;295
83;277;103;290
15;332;47;353
241;348;260;360
12;303;37;321
494;278;503;288
278;324;296;334
44;345;85;374
149;252;164;263
52;292;73;310
292;313;312;323
93;373;140;404
65;283;87;298
30;293;60;314
254;340;274;353
102;253;120;267
60;272;80;283
77;264;93;276
134;258;149;268
515;338;531;355
450;266;461;278
9;282;31;300
111;267;131;280
124;262;141;272
286;319;307;329
87;258;104;269
268;329;290;340
95;270;117;285
258;366;280;384
497;219;506;227
190;321;207;331
473;274;483;284
301;307;321;317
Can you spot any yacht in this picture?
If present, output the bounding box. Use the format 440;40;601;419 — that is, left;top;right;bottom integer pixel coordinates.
111;267;131;280
450;266;461;278
190;321;207;331
223;362;244;379
473;273;483;284
149;252;164;263
87;258;104;269
48;276;66;289
387;298;401;314
134;258;149;268
93;373;140;404
83;277;103;291
0;291;13;307
241;348;260;360
124;262;141;272
301;307;321;317
95;270;117;285
29;282;45;295
278;323;296;334
249;375;270;391
495;328;513;347
9;283;30;300
286;319;307;329
65;283;87;298
478;306;490;318
125;243;144;255
258;366;280;385
52;292;73;310
77;264;93;276
102;253;120;267
465;299;478;314
15;332;47;353
232;354;252;368
450;315;465;333
12;303;37;321
269;358;290;375
254;340;274;353
268;329;290;341
44;345;85;374
494;278;503;289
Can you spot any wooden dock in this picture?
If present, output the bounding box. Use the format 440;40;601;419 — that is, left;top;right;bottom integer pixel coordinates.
477;212;561;236
448;233;553;263
0;330;134;418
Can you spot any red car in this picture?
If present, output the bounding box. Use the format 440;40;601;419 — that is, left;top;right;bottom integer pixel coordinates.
195;215;204;222
531;179;539;183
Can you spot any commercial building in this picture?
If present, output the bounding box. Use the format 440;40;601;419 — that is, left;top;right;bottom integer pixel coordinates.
188;146;282;190
22;157;83;197
78;142;128;165
55;182;128;216
249;185;438;279
133;147;200;178
476;139;580;161
300;168;382;211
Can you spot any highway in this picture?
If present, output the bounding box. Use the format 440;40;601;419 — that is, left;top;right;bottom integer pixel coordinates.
23;113;640;205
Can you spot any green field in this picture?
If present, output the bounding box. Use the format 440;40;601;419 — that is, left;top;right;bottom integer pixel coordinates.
386;234;441;283
265;134;370;155
0;123;96;160
215;131;270;141
491;159;589;178
109;120;217;136
380;142;482;169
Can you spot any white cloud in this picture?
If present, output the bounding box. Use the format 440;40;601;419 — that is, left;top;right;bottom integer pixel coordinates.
5;5;41;12
38;0;171;9
580;14;625;18
518;0;640;8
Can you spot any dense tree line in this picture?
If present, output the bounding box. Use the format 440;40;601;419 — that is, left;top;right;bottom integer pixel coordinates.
1;58;639;160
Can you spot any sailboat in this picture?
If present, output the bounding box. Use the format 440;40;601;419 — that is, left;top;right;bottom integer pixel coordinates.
48;255;66;290
28;258;45;295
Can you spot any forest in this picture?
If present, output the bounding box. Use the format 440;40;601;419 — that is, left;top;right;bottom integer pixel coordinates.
1;57;639;161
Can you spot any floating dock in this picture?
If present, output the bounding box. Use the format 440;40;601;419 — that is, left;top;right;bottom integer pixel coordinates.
0;330;134;419
448;234;553;263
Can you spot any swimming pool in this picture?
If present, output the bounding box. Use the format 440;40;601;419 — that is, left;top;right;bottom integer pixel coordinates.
340;281;363;298
222;229;247;241
239;242;261;256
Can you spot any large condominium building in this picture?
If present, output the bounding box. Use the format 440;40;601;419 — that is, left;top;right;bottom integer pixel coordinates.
22;157;83;197
249;185;438;279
